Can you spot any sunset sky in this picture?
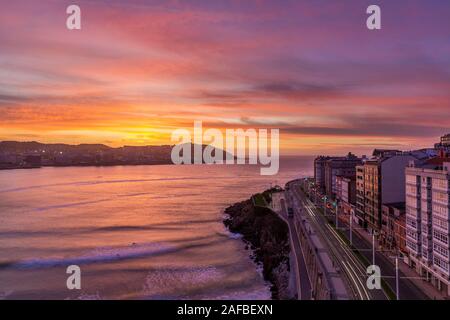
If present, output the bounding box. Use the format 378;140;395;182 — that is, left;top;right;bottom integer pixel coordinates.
0;0;449;155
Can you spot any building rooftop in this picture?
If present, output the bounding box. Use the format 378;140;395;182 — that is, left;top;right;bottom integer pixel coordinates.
425;157;450;166
372;149;402;157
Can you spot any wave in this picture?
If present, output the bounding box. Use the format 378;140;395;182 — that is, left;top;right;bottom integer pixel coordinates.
1;243;172;270
201;287;271;300
1;239;224;270
141;266;223;299
0;175;242;194
0;218;221;238
0;290;13;300
140;266;271;300
33;199;111;212
66;292;103;300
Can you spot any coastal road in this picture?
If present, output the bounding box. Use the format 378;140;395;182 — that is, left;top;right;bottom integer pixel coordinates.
311;200;429;300
286;181;387;300
279;198;312;300
291;181;428;300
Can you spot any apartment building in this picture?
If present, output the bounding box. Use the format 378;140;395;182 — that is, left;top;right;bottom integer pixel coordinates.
405;158;450;296
336;175;356;220
323;153;361;199
314;154;361;197
355;165;366;227
314;156;332;192
380;202;406;254
355;153;419;233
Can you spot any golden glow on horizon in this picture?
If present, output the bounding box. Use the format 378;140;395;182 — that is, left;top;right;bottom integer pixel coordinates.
0;1;448;155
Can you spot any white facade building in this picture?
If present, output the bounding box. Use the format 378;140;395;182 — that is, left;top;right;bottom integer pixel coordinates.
405;160;450;296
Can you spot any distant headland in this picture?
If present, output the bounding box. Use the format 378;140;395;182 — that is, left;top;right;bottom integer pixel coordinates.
0;141;229;170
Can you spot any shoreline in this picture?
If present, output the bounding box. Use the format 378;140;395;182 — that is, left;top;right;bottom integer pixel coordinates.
0;162;173;171
223;189;294;300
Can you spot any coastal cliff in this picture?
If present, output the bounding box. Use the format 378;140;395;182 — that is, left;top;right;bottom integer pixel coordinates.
223;191;292;299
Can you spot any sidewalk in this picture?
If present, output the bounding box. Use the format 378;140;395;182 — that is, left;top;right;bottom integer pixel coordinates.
350;223;447;300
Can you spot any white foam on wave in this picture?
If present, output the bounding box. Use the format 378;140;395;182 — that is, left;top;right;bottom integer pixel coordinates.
203;287;272;300
142;266;223;298
0;290;13;300
14;242;174;269
218;226;243;240
227;232;243;240
66;292;103;300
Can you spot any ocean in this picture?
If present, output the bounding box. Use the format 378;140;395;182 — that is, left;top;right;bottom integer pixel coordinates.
0;156;313;299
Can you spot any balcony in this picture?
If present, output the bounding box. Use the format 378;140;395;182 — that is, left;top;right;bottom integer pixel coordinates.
406;244;420;256
433;198;449;207
432;249;449;261
432;185;449;193
433;224;449;234
406;233;421;244
406;180;418;186
432;236;449;247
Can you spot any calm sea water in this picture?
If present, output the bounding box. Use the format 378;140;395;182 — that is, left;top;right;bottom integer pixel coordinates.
0;157;313;299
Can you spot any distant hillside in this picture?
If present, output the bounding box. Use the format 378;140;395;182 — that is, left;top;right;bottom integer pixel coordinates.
0;141;172;153
0;141;235;169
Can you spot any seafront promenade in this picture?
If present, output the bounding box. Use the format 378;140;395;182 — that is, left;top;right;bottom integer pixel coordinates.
272;189;349;300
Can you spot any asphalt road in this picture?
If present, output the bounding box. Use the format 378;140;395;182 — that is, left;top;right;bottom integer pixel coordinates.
286;181;387;300
279;198;312;300
312;200;429;300
293;182;429;300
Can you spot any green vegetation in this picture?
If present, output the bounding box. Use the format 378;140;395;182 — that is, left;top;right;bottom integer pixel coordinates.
252;187;282;207
253;193;268;207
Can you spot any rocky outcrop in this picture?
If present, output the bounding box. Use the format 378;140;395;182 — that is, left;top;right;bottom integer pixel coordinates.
223;195;292;299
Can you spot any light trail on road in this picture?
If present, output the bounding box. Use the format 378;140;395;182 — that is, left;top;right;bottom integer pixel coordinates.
286;181;388;300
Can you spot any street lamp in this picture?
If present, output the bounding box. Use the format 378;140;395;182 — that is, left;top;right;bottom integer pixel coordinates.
322;196;327;215
349;208;354;246
334;200;339;229
386;252;401;300
372;232;377;266
395;256;399;300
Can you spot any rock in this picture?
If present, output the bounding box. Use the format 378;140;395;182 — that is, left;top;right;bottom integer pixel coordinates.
223;193;293;300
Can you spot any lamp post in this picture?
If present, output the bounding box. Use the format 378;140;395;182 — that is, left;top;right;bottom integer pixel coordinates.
334;200;339;229
395;256;399;300
386;252;401;300
350;208;354;246
372;232;376;265
323;196;327;215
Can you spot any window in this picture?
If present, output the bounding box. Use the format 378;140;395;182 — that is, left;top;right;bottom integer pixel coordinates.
406;196;418;208
433;204;448;218
433;256;449;272
407;230;418;240
433;242;449;258
406;208;418;218
406;185;417;195
433;191;448;204
406;240;417;252
433;229;448;245
432;179;448;190
434;217;448;231
406;217;417;228
406;175;417;184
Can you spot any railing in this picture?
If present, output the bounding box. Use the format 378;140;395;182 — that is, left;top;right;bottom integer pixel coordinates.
294;216;334;300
